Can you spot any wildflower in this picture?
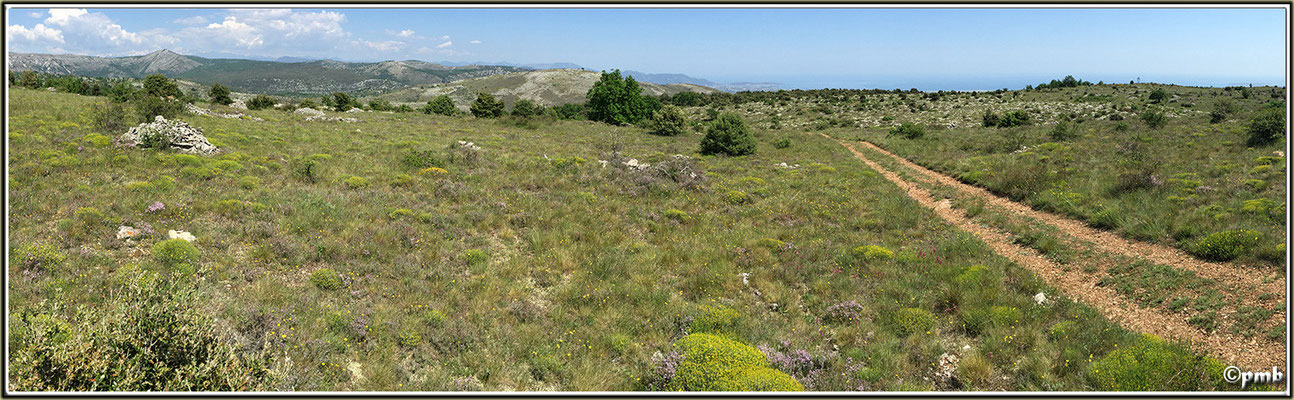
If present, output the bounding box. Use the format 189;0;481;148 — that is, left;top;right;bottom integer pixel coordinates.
146;201;165;213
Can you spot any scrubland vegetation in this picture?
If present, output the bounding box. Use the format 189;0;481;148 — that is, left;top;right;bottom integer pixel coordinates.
5;72;1286;392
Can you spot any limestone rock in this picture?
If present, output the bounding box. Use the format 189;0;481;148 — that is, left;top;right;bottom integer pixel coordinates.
167;230;196;242
119;116;219;155
294;107;326;117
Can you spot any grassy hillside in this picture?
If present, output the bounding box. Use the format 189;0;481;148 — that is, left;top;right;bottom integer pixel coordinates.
372;69;720;109
4;88;1262;391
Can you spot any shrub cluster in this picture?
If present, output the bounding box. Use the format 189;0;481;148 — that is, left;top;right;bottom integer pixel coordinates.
1191;229;1261;261
700;113;756;156
888;122;925;139
152;239;199;269
310;268;343;290
666;333;803;391
646;105;689;136
1088;334;1225;391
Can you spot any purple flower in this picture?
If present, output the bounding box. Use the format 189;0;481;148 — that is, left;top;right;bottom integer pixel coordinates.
147;201;165;213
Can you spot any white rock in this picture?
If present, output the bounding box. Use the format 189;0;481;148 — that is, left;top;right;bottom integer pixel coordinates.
1033;292;1049;305
294;107;326;117
116;226;140;240
119;116;219;155
167;230;196;242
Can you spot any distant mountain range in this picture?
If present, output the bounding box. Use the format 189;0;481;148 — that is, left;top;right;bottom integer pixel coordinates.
7;50;528;96
7;50;779;95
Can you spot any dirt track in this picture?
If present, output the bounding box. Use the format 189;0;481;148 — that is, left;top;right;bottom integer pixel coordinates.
827;135;1287;371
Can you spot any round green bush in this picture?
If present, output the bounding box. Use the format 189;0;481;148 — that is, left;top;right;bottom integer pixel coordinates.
1191;229;1261;261
755;238;785;251
1089;334;1225;391
668;333;803;391
463;249;489;266
391;173;413;187
723;190;750;205
888;122;926;139
397;326;422;348
647;105;689;136
988;305;1021;327
425;309;447;327
310;268;343;290
691;304;743;335
954;265;989;286
663;209;689;222
700;113;756;156
152;239;199;268
342;176;369;189
1246;108;1285;147
895;307;935;335
852;245;894;261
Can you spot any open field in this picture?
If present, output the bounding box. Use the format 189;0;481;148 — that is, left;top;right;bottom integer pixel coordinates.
6;83;1286;392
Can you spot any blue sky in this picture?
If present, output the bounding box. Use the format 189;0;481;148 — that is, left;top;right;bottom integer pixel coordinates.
5;7;1287;90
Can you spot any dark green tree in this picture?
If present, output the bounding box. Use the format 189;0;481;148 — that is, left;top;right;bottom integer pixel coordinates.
246;95;276;110
699;112;756;156
18;70;42;89
208;83;233;106
423;95;458;116
1148;88;1167;103
143;74;181;98
331;92;356;112
586;70;651;125
553;103;586;120
511;99;540;117
470;93;505;118
671;91;703;107
1140;109;1167;129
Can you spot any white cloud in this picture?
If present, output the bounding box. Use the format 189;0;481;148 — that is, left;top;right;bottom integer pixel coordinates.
173;15;208;25
44;8;88;25
441;35;449;40
398;29;414;38
470;40;481;44
357;39;403;52
436;40;452;49
34;8;173;55
7;23;64;43
28;11;43;18
205;17;261;48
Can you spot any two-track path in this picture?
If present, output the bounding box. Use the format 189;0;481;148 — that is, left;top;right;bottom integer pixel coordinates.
824;134;1286;371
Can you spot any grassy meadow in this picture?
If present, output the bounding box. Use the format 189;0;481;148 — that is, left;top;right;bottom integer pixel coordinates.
4;85;1277;391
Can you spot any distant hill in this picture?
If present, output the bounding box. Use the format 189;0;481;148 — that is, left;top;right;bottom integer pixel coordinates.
7;50;527;96
371;68;721;109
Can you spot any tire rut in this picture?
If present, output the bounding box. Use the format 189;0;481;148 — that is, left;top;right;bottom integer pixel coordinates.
826;136;1285;371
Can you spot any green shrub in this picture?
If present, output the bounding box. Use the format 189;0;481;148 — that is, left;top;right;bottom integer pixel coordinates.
425;310;447;327
691;304;743;336
83;133;112;148
646;105;688;136
143;74;181;98
422;95;458;116
12;244;65;272
152;239;200;269
208;83;233;106
723;190;751;205
755;238;786;251
668;333;803;391
585;70;653;125
397;326;422;348
8;271;274;391
510;99;541;117
134;95;185;124
664;209;689;222
988;305;1021;327
238;176;260;190
888;122;925;139
1049;321;1076;339
1191;229;1261;261
700;113;756;156
1148;88;1167;103
388;208;415;220
470;93;505;118
310;268;343;290
852;245;894;261
1049;121;1077;141
391;173;413;187
895;308;935;335
954;265;989;286
1246;108;1285;146
343;176;369;189
69;207;106;237
773;136;791;149
1140;109;1166;129
463;249;489;266
246;95;275;110
1088;334;1224;391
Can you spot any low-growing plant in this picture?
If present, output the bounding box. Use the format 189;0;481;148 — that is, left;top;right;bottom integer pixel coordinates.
663;209;690;222
1139;109;1166;129
894;308;935;335
888;122;925;139
246;95;276;111
1088;334;1225;390
666;333;803;391
691;304;744;336
11;244;65;272
1191;229;1261;261
152;238;199;269
462;249;489;266
646;105;689;136
310;268;343;290
1245;108;1286;147
343;176;370;189
723;190;751;205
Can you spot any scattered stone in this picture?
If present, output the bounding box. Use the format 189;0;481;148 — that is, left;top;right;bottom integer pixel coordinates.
934;352;960;387
739;272;751;286
1033;292;1049;305
598;159;608;168
294;107;326;117
306;115;358;123
623;158;650;170
168;230;196;242
774;162;801;169
346;361;364;382
119;116;219;155
456;140;483;151
186;103;263;121
345;107;364;113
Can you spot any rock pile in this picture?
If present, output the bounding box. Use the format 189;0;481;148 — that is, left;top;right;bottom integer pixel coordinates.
119;116;219;155
294;107;326;117
306;115;358;123
186;103;262;121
